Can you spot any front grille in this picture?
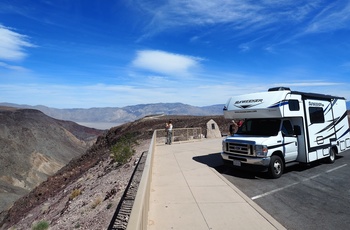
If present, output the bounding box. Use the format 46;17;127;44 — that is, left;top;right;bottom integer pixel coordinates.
226;142;253;156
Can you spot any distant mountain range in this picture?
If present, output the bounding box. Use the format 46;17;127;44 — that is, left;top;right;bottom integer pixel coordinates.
0;103;224;129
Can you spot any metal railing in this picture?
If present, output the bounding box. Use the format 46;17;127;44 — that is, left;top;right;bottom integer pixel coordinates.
155;127;203;145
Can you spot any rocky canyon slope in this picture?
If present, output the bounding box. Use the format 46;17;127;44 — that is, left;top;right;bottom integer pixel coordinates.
0;107;104;215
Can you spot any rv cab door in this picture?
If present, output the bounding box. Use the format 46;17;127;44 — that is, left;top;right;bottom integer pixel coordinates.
281;120;298;162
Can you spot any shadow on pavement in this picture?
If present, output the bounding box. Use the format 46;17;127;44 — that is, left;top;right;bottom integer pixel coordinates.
192;152;261;179
192;152;223;168
193;153;343;180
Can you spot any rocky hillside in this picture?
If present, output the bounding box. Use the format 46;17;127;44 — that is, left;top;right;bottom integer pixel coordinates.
0;115;229;229
0;107;104;215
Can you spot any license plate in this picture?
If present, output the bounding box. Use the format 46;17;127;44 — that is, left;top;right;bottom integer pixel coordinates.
233;160;241;167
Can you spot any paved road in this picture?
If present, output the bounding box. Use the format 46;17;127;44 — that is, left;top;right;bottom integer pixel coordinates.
215;150;350;230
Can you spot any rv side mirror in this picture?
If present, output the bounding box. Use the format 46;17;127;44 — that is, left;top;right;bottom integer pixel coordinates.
293;125;301;136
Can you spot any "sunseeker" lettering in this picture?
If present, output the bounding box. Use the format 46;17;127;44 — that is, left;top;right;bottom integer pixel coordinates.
309;102;324;107
235;99;263;104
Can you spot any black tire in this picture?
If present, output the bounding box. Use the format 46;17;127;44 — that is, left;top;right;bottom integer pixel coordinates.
326;148;336;164
268;155;284;179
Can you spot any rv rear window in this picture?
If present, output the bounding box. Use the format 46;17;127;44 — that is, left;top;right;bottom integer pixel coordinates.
309;107;325;124
288;100;300;111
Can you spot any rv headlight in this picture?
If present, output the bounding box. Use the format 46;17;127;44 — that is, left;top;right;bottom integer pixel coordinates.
255;145;268;157
222;140;226;151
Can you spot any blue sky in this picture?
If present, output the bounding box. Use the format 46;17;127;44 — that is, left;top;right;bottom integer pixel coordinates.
1;0;350;108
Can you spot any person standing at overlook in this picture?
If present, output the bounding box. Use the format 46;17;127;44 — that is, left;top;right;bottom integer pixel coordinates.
165;120;173;145
229;120;238;136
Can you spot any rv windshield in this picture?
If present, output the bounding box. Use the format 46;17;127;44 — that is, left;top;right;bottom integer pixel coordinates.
237;118;281;136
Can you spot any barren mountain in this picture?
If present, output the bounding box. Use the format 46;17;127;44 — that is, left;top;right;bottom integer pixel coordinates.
0;103;224;129
0;115;229;229
0;107;104;215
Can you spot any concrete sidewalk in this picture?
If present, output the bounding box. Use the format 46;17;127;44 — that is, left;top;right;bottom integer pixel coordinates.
147;138;286;230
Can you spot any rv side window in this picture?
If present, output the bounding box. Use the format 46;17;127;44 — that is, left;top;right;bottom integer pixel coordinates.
289;100;299;111
309;107;325;124
281;120;294;136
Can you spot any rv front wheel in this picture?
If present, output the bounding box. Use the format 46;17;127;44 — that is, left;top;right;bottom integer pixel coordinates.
268;155;284;179
326;148;336;164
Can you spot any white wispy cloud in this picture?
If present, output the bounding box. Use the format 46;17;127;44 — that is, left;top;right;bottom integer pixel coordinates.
139;0;270;34
304;1;350;34
136;0;350;47
0;62;28;71
136;1;319;34
273;81;342;87
270;80;350;99
0;25;35;61
131;50;202;76
275;81;344;87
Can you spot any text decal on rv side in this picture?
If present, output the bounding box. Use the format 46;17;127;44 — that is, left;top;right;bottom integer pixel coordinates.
234;99;263;109
309;102;324;107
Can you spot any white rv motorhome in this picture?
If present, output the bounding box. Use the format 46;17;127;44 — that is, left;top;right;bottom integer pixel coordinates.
222;87;350;178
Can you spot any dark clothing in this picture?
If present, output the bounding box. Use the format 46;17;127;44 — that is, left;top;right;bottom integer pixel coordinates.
166;129;172;144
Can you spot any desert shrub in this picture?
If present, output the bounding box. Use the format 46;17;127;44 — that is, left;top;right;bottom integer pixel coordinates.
91;197;102;209
110;133;138;164
32;220;49;230
69;189;82;200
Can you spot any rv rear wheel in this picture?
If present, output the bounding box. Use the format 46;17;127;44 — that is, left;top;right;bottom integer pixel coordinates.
268;155;284;179
326;148;336;164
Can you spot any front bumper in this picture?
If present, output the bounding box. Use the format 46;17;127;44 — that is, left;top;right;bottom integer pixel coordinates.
221;151;271;172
